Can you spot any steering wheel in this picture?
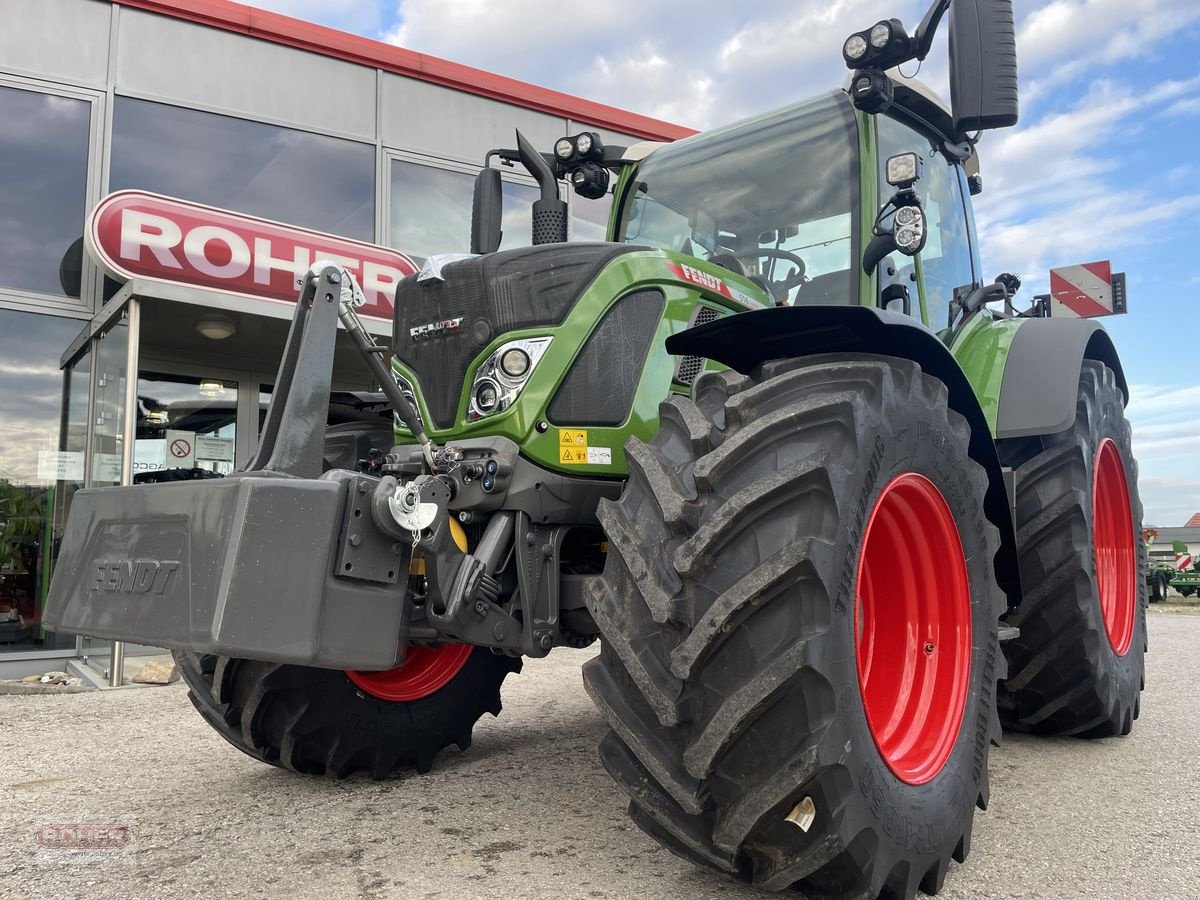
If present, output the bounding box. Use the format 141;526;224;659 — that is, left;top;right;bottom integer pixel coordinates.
728;248;808;305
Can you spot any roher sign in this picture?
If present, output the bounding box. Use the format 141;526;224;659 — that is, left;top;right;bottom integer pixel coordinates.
86;191;417;321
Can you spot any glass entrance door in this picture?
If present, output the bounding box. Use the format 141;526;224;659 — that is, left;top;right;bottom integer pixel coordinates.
134;372;239;483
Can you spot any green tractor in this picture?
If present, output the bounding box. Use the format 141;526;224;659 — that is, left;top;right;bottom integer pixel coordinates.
44;1;1148;896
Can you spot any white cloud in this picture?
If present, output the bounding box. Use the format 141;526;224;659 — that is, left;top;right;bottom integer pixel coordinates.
384;0;928;129
250;0;383;33
1164;96;1200;117
1124;383;1200;525
1138;477;1200;528
1015;0;1200;109
973;76;1200;293
592;46;716;128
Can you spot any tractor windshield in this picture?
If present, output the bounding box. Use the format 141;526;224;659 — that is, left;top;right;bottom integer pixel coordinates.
618;92;859;306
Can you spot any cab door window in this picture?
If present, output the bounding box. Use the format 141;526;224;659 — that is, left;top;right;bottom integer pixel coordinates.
876;115;977;332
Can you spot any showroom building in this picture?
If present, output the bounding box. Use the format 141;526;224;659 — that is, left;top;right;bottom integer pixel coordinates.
0;0;689;678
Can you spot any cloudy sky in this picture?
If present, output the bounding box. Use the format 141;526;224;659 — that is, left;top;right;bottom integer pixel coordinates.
253;0;1199;524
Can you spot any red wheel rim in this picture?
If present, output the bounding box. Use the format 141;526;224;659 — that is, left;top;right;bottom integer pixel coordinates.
346;644;473;702
855;473;972;786
1093;439;1135;656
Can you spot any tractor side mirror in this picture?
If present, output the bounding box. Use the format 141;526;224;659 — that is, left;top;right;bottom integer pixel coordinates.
470;167;503;255
863;153;928;274
948;0;1019;132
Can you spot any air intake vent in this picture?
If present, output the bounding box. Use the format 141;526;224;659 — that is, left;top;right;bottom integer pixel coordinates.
674;305;723;385
548;290;665;427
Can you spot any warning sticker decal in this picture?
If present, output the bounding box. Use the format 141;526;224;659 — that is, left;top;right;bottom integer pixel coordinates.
560;446;589;464
557;429;609;465
559;429;588;447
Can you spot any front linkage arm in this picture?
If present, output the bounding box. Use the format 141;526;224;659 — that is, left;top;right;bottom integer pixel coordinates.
282;263;554;658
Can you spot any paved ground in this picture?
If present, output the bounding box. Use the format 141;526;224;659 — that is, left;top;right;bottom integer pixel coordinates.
2;611;1198;900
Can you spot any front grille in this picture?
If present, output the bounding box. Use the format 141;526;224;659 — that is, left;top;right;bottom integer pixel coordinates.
674;305;723;385
548;290;665;427
392;243;640;428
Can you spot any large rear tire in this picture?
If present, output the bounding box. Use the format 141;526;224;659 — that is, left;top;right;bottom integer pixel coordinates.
175;647;520;777
997;361;1147;737
585;355;1005;898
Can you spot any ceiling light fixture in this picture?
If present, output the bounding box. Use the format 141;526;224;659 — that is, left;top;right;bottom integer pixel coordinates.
195;315;237;340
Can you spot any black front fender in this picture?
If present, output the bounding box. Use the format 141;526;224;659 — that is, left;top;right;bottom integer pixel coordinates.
668;304;1022;611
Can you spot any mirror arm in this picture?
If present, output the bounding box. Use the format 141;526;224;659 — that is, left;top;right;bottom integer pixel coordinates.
953;281;1009;321
913;0;952;60
863;233;898;275
485;148;520;167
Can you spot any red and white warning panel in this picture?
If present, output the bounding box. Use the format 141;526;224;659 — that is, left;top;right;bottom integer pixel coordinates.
1048;260;1127;318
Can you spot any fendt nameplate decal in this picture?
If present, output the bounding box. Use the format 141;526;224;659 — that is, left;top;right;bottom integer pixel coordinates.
409;317;464;340
90;559;181;595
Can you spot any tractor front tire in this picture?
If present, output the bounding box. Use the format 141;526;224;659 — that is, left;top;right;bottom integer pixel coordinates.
997;361;1146;737
175;647;519;777
585;355;1005;898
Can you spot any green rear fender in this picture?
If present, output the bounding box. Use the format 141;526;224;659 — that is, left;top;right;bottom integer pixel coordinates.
948;313;1023;436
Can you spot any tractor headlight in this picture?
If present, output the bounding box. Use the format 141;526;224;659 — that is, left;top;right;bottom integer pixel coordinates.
869;21;892;48
893;204;927;255
474;380;500;414
886;152;923;187
575;132;593;156
555;138;574;160
843;34;868;62
468;336;552;421
499;347;531;378
391;370;423;433
569;161;610;200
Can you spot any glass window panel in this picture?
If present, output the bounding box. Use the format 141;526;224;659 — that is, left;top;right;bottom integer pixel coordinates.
53;343;90;531
135;373;238;481
0;86;91;298
0;310;87;652
570;193;612;243
110;97;375;241
90;314;129;488
389;160;539;263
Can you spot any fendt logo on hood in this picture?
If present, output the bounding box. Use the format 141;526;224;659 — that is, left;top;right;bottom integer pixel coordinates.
86;191;418;321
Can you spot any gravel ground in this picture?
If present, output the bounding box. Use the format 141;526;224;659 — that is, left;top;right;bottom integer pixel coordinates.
2;611;1198;900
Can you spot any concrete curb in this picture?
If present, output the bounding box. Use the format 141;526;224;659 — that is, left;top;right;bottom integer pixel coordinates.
0;680;94;696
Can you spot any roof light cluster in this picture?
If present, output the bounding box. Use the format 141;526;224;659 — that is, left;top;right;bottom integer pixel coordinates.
552;132;609;200
842;18;912;70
